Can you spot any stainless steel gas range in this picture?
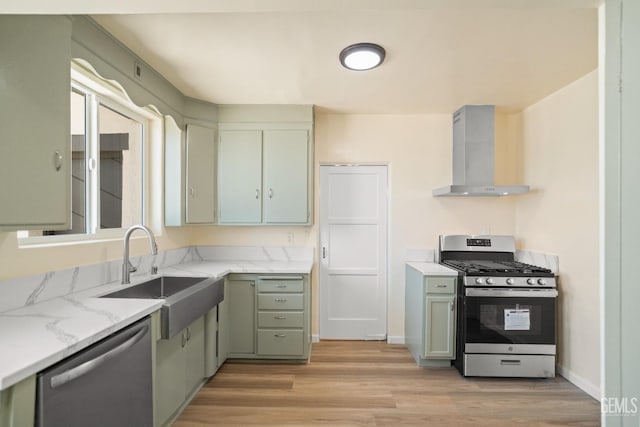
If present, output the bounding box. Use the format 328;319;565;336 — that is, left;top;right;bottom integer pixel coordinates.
439;235;557;378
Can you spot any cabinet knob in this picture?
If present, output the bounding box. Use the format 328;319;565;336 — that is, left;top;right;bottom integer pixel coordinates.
53;150;63;171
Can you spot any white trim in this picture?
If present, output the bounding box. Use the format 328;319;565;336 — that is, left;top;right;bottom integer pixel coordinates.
387;336;405;345
311;334;320;343
557;365;601;400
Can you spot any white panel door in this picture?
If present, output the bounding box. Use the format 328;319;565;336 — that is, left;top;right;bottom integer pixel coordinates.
217;130;262;223
319;165;388;340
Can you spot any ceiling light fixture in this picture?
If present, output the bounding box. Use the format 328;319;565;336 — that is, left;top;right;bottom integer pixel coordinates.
339;43;386;71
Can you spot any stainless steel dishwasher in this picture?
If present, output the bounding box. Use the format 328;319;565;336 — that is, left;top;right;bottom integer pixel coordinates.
36;316;153;427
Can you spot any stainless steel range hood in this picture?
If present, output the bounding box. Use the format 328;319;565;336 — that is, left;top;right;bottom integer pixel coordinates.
433;105;529;197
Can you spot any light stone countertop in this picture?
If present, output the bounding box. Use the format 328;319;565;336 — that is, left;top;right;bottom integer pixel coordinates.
0;259;313;391
406;262;459;276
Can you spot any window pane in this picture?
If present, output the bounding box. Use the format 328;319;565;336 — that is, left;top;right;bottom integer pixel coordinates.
98;104;143;230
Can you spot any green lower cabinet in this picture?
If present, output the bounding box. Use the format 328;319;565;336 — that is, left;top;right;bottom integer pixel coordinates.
425;294;456;358
155;317;206;426
0;375;35;427
227;279;256;355
217;280;230;368
256;330;304;356
405;265;457;368
226;274;311;361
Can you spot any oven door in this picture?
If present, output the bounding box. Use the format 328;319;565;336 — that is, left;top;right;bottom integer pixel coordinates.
464;288;557;355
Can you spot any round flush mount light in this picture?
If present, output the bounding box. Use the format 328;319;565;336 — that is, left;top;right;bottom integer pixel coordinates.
339;43;386;71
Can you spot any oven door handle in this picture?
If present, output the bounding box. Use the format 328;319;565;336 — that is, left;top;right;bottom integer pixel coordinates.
465;288;558;298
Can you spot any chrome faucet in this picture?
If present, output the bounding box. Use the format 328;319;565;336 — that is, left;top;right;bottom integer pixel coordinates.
122;225;158;284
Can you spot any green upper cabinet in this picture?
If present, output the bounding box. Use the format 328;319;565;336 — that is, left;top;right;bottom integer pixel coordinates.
165;119;218;227
185;124;216;224
217;126;311;225
217;130;263;224
263;130;309;224
0;16;71;230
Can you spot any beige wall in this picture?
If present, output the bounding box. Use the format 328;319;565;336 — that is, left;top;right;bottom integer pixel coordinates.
0;227;192;281
515;70;599;395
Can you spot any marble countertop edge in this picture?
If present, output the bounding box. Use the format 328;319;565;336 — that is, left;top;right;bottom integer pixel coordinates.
406;262;459;276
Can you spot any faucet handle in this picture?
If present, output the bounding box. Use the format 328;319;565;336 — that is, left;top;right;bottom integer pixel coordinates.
128;260;137;273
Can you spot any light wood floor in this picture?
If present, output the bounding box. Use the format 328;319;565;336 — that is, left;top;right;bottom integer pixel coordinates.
175;341;600;426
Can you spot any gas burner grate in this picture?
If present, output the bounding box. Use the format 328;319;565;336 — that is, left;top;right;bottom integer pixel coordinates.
442;259;552;276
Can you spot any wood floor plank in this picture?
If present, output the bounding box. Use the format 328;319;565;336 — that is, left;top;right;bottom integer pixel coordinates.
174;341;600;426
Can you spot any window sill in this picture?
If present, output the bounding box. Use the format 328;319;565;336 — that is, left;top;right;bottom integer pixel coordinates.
17;228;161;249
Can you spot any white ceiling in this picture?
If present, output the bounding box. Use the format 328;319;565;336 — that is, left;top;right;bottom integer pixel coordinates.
5;1;599;114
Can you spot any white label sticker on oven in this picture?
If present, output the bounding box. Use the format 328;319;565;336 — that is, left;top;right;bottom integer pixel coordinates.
504;309;530;331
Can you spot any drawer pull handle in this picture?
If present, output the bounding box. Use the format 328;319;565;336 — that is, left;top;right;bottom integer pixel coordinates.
274;316;287;320
276;285;287;288
274;334;287;338
500;359;521;365
275;298;288;302
436;284;447;288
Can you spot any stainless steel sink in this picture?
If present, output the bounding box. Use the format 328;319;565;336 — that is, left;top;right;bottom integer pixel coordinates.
101;275;224;339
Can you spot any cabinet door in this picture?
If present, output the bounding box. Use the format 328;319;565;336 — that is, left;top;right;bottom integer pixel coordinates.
228;279;256;354
217;281;230;368
217;130;262;223
184;317;206;396
0;16;71;229
155;331;186;425
204;306;218;377
164;117;185;226
262;130;309;224
185;124;216;224
425;295;455;358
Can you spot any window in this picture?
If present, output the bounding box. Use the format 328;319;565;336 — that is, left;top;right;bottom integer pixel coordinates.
20;67;151;243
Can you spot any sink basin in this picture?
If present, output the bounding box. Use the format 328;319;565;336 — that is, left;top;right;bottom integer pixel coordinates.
101;275;224;339
100;276;206;299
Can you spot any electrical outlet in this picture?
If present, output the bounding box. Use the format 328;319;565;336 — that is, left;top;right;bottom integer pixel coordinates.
286;232;294;245
134;61;142;79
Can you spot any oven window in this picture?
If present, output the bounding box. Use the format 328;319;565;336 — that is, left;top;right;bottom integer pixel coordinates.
465;296;556;345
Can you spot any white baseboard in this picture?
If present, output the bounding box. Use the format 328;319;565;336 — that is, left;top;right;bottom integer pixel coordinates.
311;335;404;344
556;365;600;400
387;336;405;344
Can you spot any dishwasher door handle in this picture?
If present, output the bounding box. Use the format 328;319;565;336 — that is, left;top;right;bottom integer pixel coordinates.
50;324;149;389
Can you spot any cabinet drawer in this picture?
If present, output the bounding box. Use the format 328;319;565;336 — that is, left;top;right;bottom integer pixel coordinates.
257;278;303;293
258;294;303;310
426;278;455;294
257;330;304;356
258;311;304;328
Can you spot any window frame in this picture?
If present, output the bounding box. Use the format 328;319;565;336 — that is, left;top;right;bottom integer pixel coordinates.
18;63;161;246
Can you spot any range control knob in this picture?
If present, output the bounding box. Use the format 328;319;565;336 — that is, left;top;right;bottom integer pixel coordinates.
486;278;495;285
538;278;548;286
527;278;536;286
475;278;485;285
506;278;515;285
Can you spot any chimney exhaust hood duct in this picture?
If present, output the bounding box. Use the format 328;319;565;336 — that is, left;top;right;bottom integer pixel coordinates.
432;105;529;197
